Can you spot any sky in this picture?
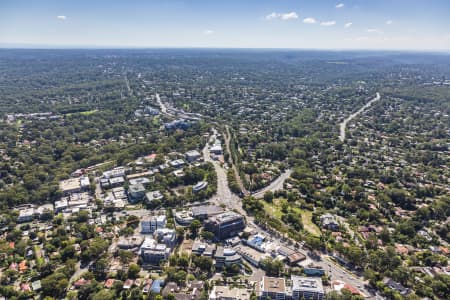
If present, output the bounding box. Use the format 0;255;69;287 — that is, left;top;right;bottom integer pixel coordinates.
0;0;449;50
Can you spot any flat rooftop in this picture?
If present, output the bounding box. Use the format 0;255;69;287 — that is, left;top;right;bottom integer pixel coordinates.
210;211;243;224
59;178;81;191
291;276;324;294
263;276;286;294
191;205;224;217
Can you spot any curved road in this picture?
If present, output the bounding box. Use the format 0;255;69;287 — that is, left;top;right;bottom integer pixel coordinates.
252;169;292;199
339;92;381;142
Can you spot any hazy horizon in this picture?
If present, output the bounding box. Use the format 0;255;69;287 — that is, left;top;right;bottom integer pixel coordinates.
1;0;449;51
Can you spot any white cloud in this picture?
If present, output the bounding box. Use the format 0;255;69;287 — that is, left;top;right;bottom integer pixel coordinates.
203;30;214;35
265;12;298;21
386;20;393;25
280;12;298;20
344;22;353;28
367;28;384;34
303;17;317;24
265;12;279;20
355;36;369;41
320;21;336;26
336;3;345;9
56;15;67;21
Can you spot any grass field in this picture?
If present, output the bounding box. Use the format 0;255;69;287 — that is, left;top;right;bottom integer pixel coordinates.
262;198;321;237
297;209;321;236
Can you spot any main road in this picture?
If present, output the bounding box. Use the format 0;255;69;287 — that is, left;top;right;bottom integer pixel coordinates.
252;169;292;199
202;129;246;216
339;92;381;142
155;93;168;115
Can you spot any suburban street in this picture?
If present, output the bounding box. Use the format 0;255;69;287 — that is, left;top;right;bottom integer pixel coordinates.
339;92;381;142
69;261;88;285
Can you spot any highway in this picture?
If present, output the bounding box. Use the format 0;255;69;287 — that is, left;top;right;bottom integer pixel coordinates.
339;92;381;142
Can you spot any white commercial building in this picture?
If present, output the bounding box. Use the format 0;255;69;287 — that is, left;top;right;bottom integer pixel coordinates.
141;215;166;234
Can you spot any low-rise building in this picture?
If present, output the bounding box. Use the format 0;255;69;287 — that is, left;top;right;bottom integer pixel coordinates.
67;192;91;209
155;228;177;248
80;176;90;189
140;238;171;265
215;246;226;268
128;177;151;186
17;208;35;223
209;286;251;300
246;234;266;252
303;264;325;276
331;280;362;296
109;176;125;188
259;276;286;300
175;210;195;225
215;247;242;268
128;183;146;203
100;178;111;189
103;167;126;179
383;278;410;296
204;211;245;240
165;119;190;130
192;205;224;220
236;245;268;267
112;187;127;200
192;241;207;255
291;276;324;300
118;235;144;249
146;191;164;203
223;248;242;266
185;150;201;162
141;215;166;234
55;199;68;213
320;213;339;231
193;181;208;192
35;204;54;219
59;177;83;195
170;159;185;168
210;145;223;155
203;244;216;257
